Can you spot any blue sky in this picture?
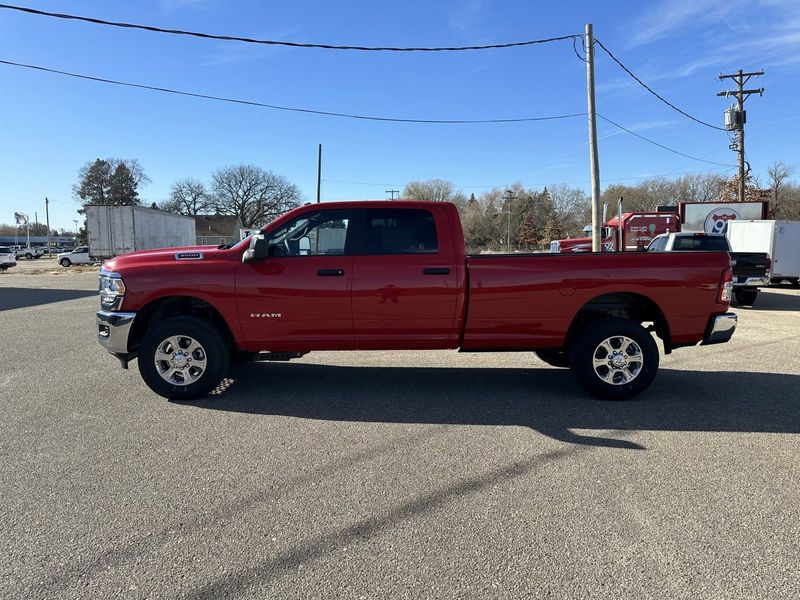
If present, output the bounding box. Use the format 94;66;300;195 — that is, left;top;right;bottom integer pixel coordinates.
1;0;799;231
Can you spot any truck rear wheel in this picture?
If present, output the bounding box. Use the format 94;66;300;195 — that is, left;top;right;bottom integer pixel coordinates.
569;317;659;400
535;350;570;368
734;287;758;306
138;316;230;400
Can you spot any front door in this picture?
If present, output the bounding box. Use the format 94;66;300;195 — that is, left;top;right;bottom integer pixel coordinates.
236;209;355;351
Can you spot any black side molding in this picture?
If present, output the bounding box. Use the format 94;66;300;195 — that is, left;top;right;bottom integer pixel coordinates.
317;269;345;276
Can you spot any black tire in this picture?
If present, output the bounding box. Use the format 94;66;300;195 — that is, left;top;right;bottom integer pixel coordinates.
137;316;230;400
25;252;33;260
734;287;758;306
60;258;71;267
535;349;570;368
569;317;659;400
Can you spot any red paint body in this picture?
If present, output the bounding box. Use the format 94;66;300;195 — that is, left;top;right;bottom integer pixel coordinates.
104;201;732;353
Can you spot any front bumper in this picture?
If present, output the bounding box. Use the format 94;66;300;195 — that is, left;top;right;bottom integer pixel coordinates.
96;310;136;355
701;312;737;345
734;276;770;287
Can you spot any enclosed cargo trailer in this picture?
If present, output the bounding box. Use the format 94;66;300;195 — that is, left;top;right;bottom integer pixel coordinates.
727;220;800;283
87;205;195;258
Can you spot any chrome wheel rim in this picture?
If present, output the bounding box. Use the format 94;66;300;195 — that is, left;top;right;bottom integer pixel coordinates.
592;335;643;386
154;335;207;386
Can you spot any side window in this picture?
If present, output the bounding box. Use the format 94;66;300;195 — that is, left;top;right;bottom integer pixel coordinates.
268;210;352;257
362;209;438;255
647;237;664;252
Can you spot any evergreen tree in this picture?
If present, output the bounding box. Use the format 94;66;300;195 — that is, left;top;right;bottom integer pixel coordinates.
108;163;140;205
75;159;112;205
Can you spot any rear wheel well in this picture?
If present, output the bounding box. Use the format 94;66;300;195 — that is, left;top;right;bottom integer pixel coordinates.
128;296;236;354
565;292;672;354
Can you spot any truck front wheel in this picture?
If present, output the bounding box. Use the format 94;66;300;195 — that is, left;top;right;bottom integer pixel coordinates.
734;287;758;306
60;258;71;267
138;316;230;400
569;317;659;400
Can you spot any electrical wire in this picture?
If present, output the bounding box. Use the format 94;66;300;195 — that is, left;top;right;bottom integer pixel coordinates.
0;4;578;52
594;39;725;132
0;59;587;124
597;114;735;167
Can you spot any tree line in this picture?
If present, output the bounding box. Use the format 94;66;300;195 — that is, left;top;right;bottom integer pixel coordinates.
8;157;794;250
402;163;800;251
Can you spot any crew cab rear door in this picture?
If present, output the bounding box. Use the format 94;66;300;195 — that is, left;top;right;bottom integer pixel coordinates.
351;207;460;348
236;209;356;350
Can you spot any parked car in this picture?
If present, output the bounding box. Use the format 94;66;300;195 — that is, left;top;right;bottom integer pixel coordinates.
57;246;92;267
727;220;800;286
0;246;17;271
13;246;47;260
96;201;737;402
646;232;770;306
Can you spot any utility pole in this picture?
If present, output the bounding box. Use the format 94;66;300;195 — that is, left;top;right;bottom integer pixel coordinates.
385;189;399;200
316;143;322;203
45;197;51;254
504;189;515;252
718;69;764;203
585;23;602;252
73;219;79;241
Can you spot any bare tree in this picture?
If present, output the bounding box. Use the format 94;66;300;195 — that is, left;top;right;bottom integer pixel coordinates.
163;178;211;215
211;164;302;228
403;179;467;209
767;161;795;217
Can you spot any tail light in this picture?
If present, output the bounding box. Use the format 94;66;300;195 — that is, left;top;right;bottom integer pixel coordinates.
718;266;733;304
765;255;772;275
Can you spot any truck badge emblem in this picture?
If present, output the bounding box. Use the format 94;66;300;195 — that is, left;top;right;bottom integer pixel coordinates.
250;313;282;318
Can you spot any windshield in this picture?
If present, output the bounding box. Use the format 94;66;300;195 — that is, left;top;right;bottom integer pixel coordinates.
0;247;12;254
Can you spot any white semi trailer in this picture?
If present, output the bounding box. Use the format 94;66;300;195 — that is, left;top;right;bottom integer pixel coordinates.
86;205;196;259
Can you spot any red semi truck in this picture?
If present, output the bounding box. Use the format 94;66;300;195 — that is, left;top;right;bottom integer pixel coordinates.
551;200;770;253
97;201;736;401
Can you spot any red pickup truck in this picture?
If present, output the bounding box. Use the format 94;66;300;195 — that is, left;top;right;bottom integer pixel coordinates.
97;201;736;401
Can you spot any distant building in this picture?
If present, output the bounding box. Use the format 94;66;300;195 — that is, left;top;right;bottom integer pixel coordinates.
194;215;243;246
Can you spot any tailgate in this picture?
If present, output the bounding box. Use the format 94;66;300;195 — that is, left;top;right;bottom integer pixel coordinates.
730;252;769;279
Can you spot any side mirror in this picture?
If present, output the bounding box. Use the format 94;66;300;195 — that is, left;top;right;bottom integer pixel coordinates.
243;234;268;263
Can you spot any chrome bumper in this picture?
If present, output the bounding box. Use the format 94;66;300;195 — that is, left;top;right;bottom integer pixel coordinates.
96;310;136;355
734;276;770;287
701;312;737;345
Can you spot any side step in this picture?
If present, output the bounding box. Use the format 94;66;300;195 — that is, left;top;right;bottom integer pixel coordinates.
247;351;309;362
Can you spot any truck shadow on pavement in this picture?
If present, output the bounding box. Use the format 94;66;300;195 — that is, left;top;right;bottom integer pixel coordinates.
737;289;800;311
193;363;800;451
0;287;96;311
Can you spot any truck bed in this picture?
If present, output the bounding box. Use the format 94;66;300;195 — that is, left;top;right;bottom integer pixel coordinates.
463;251;731;350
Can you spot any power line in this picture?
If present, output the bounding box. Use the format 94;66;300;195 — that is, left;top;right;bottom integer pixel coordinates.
0;4;578;52
0;59;586;124
597;113;735;167
594;39;725;131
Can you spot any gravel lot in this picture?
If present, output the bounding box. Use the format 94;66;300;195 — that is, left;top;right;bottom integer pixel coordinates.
1;269;799;599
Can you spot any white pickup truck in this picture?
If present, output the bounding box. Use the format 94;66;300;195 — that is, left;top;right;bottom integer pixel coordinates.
57;246;93;267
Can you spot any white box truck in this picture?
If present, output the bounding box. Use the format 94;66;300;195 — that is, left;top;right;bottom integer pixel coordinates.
727;220;800;285
86;205;196;259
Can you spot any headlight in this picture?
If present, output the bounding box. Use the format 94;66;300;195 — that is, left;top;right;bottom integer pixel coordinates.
99;270;126;309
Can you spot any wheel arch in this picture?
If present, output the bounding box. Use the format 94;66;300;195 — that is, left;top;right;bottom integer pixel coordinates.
128;295;237;354
565;292;672;354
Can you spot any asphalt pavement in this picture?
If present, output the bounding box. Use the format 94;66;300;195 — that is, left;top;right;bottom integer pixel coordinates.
1;268;799;599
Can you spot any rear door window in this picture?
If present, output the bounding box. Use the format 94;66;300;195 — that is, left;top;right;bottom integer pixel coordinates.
361;209;438;255
672;235;729;251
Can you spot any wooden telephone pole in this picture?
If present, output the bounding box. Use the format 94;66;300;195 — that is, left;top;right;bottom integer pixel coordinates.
585;24;602;252
718;70;764;202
